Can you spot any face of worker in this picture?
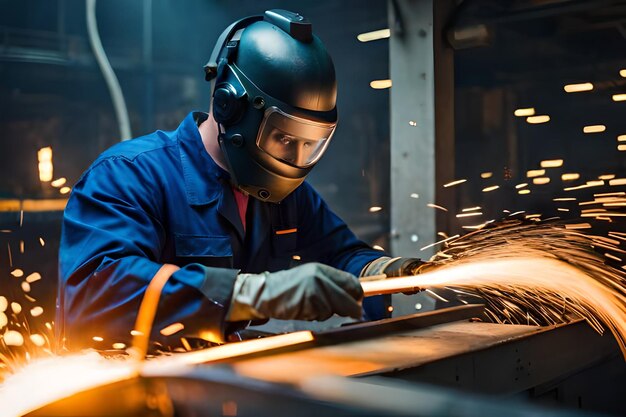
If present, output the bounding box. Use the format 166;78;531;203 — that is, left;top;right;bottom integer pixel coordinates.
262;128;324;168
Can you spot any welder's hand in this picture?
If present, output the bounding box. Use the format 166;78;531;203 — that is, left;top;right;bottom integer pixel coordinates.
226;263;364;322
361;256;429;278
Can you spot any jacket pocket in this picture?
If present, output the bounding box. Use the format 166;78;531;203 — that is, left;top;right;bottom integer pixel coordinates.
174;234;233;268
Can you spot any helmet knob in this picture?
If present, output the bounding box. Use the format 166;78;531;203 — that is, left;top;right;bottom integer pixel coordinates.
213;85;245;125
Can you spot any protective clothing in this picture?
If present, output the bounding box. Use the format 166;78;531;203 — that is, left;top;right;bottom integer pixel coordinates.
227;263;363;322
361;257;429;278
57;112;384;350
205;9;337;203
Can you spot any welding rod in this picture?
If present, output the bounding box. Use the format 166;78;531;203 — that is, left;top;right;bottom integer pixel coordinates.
361;275;422;297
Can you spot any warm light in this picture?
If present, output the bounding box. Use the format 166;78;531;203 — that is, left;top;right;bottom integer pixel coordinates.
618;135;626;142
60;186;71;194
480;172;493;179
357;28;390;42
561;173;580;181
583;125;606;133
527;169;545;178
370;79;392;89
160;322;184;336
599;174;616;180
515;183;528;189
526;115;550;124
292;255;302;260
50;177;67;187
533;177;550;185
514;107;535;117
540;159;563;168
518;189;531;195
112;343;126;350
482;185;499;192
612;94;626;102
37;147;53;182
462;206;481;212
456;212;483;218
610;178;626;186
619;144;626;151
443;179;467;187
564;82;593;93
92;336;103;342
369;206;382;212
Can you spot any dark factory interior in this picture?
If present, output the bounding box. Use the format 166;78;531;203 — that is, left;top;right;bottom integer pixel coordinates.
1;1;626;416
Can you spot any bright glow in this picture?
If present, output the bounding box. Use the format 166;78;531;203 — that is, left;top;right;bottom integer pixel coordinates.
357;28;390;42
50;178;67;187
456;212;483;218
37;147;53;182
480;172;493;179
419;234;460;251
619;144;626;151
443;179;467;187
462;206;481;212
561;173;580;181
515;183;528;189
370;79;392;89
112;343;126;350
410;193;419;199
540;159;563;168
610;178;626;186
613;94;626;102
563;82;593;93
26;272;41;283
427;203;448;212
599;174;616;180
514;107;535;117
372;245;385;251
0;353;136;417
533;177;550;185
59;187;71;194
553;197;576;201
618;135;626;142
160;322;184;336
292;255;302;260
482;185;499;192
583;125;606;133
564;180;604;191
369;206;382;213
527;169;545;178
518;189;531;195
92;336;104;342
526;115;550;124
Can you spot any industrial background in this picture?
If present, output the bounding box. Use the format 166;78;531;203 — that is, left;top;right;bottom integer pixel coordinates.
1;0;626;416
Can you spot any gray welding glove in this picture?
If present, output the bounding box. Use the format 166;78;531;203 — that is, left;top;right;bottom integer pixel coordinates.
226;262;364;322
361;256;429;278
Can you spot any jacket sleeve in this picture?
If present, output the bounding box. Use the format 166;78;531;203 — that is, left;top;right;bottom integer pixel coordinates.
58;157;239;351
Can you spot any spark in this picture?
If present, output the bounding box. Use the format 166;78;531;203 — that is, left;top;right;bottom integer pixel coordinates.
409;193;419;199
112;343;126;350
21;282;30;293
92;336;104;342
10;269;24;278
38;238;45;247
565;223;592;229
160;322;184;336
554;197;576;201
443;179;467;187
599;174;616;180
369;206;382;213
558;208;570;212
456;212;483;218
518;189;531;195
514;108;535;117
370;79;391;89
427;203;448;212
609;178;626;186
11;303;22;314
526;115;550;124
564;181;604;191
372;245;385;251
533;177;550;185
0;313;7;329
19;241;24;254
515;183;528;189
30;307;43;317
50;177;67;187
420;234;460;251
482;185;499;192
596;192;625;198
583;125;606;133
292;255;302;260
357;28;390;42
480;172;493;179
25;273;41;283
461;206;481;212
7;244;12;267
19;210;23;227
3;331;24;347
0;296;7;311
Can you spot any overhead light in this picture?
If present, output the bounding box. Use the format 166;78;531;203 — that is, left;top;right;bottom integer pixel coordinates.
357;28;390;43
564;83;593;93
370;79;392;89
514;108;535;117
612;94;626;102
527;169;545;178
526;115;550;124
561;173;580;181
583;125;606;133
540;159;563;168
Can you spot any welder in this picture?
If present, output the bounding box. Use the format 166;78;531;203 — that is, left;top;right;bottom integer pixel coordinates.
57;9;426;351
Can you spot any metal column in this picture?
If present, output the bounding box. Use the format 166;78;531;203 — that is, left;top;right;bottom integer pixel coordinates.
389;0;455;315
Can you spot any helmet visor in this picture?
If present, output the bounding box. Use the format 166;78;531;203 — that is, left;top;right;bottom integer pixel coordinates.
257;107;336;168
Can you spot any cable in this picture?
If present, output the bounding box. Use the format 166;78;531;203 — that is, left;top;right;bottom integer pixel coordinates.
86;0;132;141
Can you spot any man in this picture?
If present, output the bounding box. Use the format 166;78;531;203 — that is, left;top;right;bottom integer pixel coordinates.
57;9;424;351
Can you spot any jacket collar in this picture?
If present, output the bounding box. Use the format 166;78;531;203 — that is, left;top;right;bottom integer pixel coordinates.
177;112;230;206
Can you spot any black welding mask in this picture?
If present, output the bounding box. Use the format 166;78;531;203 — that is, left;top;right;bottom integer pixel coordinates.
204;9;337;203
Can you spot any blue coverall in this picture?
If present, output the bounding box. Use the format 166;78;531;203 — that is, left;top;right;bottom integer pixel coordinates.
57;112;387;350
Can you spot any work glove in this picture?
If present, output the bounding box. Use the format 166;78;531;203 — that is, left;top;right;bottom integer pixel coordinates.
360;256;429;278
226;262;364;322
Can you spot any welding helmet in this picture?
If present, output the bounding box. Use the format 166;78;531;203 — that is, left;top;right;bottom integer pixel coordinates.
204;9;337;203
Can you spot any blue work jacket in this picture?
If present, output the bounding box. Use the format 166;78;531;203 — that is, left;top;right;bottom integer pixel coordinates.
57;112;387;350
